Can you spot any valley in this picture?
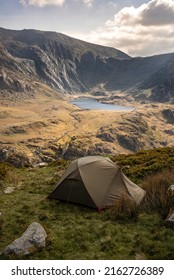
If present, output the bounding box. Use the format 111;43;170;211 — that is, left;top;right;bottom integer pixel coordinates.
0;27;174;167
0;89;173;167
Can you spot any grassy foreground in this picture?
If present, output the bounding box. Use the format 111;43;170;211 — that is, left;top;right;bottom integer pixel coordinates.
0;147;174;260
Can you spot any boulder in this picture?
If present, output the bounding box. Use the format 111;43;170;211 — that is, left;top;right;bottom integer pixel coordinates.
1;222;47;255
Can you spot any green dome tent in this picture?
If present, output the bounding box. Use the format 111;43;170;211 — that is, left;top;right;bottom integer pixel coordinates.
48;156;145;210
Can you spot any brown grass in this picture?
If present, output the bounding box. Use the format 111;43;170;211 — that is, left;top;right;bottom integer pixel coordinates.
107;195;139;222
141;169;174;219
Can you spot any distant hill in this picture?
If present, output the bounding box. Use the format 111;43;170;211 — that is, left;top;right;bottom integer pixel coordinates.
0;27;174;102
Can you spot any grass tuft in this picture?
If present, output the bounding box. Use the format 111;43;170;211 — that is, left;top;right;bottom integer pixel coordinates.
107;196;139;222
141;169;174;219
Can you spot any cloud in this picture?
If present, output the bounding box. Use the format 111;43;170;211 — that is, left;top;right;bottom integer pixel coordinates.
75;0;94;7
106;1;117;8
20;0;65;7
105;0;174;27
140;0;174;25
74;0;174;56
20;0;94;7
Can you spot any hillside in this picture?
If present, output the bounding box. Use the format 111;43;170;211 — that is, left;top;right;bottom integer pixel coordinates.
0;27;129;93
0;147;174;260
0;27;174;102
0;91;174;167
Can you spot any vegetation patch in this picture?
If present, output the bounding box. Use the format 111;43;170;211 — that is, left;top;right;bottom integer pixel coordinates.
111;147;174;182
141;169;174;219
0;147;174;260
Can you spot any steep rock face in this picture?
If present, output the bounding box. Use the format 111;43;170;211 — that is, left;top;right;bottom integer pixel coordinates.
0;27;174;102
105;53;174;93
141;56;174;103
0;28;129;93
0;41;36;95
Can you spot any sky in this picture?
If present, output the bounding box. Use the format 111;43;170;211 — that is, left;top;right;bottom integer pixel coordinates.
0;0;174;57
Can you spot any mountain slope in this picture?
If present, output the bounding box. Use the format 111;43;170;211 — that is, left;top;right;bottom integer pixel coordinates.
0;27;130;93
138;54;174;102
0;27;174;102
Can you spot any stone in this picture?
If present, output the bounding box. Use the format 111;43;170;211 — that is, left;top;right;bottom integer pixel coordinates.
4;187;14;194
168;185;174;191
165;213;174;228
1;222;47;255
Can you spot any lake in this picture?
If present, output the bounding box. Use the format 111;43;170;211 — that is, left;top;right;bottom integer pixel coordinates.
70;97;134;111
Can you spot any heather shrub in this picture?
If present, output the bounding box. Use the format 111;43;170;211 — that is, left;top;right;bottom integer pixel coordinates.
141;169;174;219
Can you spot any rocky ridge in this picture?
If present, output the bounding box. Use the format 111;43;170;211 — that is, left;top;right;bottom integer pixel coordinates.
0;27;174;102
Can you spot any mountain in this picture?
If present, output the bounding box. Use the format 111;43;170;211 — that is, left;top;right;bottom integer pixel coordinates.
0;27;129;93
0;27;174;102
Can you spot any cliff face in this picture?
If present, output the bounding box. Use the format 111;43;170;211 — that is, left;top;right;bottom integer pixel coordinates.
0;28;129;93
0;27;174;102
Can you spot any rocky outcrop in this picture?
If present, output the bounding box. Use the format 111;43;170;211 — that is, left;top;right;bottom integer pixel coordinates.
1;222;47;256
162;109;174;124
0;147;32;167
97;113;148;152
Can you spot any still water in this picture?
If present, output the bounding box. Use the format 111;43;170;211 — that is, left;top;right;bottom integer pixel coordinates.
70;97;134;111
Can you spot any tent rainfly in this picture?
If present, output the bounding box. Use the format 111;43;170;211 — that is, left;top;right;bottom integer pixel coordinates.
48;156;146;210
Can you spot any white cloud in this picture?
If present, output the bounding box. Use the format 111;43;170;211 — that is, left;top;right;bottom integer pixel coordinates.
20;0;94;7
74;0;174;56
20;0;65;7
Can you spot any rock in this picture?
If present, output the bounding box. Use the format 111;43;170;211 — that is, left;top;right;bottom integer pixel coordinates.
164;129;174;135
162;109;174;124
32;162;48;168
4;187;14;194
0;147;31;168
117;134;144;152
1;222;47;256
165;213;174;228
168;185;174;191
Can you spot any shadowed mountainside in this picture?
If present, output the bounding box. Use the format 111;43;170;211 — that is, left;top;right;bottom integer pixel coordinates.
0;27;174;102
0;27;129;93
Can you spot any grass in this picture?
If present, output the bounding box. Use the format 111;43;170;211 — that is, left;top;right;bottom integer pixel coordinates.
107;196;139;222
142;169;174;219
0;147;174;260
